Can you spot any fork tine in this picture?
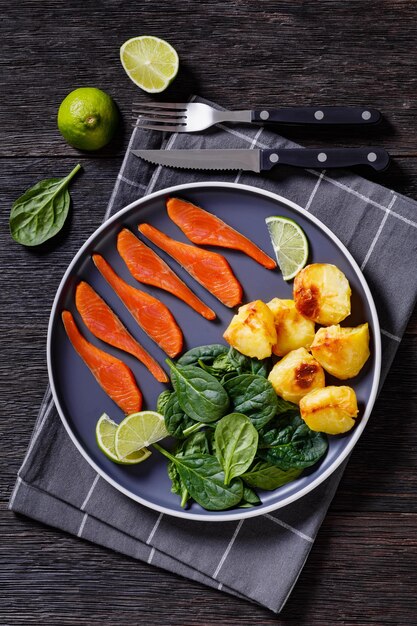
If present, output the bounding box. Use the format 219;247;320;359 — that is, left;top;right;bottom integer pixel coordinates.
131;115;186;124
131;122;186;132
132;108;186;118
132;102;189;110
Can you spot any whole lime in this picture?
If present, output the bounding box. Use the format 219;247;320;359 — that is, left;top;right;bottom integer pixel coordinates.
57;87;119;150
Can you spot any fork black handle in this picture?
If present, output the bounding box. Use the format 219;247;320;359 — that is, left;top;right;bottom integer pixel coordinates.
261;147;390;171
252;106;381;125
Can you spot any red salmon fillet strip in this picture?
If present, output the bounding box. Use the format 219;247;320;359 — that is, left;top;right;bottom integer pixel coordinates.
117;228;216;320
139;223;243;308
75;281;168;383
167;197;276;270
62;310;142;415
92;254;183;358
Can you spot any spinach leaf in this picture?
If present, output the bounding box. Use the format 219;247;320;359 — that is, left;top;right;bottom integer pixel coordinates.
214;413;258;485
153;443;243;511
177;344;228;367
197;359;226;381
157;390;172;415
167;360;230;423
167;430;215;507
176;430;213;456
276;396;299;416
164;393;197;439
239;485;261;508
167;460;189;508
224;374;278;430
242;460;302;490
227;347;269;378
258;413;328;470
9;164;81;246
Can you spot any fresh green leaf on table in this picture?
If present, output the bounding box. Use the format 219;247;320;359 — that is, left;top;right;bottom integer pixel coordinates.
214;413;258;485
242;460;302;490
167;359;230;423
224;374;278;430
9;163;81;246
258;413;328;470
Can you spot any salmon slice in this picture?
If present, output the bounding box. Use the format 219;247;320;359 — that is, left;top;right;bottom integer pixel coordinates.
75;282;168;383
92;254;183;358
167;197;276;270
62;310;142;415
139;223;243;308
117;228;216;320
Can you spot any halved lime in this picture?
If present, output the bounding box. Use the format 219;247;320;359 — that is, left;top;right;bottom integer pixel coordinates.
96;413;151;464
115;410;168;459
120;36;179;93
266;216;309;281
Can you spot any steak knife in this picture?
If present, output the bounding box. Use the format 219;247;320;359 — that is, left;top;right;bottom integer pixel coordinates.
131;148;390;172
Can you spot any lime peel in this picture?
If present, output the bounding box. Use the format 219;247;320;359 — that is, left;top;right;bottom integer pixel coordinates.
115;410;168;459
120;36;179;93
266;216;309;281
96;413;151;465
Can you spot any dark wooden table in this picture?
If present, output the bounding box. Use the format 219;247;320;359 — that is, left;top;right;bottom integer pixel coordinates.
1;2;417;624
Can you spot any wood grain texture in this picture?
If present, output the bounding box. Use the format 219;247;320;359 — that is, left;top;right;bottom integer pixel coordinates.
1;1;417;624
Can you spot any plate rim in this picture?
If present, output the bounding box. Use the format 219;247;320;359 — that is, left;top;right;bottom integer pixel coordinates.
47;180;382;522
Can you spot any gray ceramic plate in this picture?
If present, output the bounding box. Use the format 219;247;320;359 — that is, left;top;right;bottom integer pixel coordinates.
47;182;381;521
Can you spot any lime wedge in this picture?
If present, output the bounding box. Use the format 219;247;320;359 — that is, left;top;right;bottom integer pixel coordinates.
120;36;179;93
265;216;309;281
115;410;168;460
96;413;151;464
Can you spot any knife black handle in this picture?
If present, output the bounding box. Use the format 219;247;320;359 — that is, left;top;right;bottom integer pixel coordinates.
252;106;381;125
261;148;390;171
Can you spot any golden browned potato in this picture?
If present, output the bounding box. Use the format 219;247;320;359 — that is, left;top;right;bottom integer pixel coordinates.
299;385;358;434
223;300;277;359
267;298;316;356
267;347;325;404
311;323;370;379
293;263;351;325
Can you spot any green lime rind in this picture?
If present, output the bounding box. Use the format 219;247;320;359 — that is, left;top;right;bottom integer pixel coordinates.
96;413;151;464
120;36;179;93
57;87;119;151
265;216;309;281
115;410;168;460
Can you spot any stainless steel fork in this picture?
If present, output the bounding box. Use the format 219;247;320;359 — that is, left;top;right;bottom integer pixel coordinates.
132;102;381;133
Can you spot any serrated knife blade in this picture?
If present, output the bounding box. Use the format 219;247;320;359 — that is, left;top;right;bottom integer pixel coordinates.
131;147;390;172
131;149;261;171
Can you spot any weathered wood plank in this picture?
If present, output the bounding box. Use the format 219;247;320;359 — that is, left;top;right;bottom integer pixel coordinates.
2;1;417;155
1;509;415;625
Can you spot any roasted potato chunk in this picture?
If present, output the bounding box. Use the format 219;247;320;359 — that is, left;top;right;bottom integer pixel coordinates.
267;298;316;356
223;300;277;359
311;323;370;379
299;385;358;434
267;347;325;404
293;263;351;325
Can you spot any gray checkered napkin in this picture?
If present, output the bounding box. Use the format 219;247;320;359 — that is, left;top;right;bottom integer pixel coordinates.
9;97;417;613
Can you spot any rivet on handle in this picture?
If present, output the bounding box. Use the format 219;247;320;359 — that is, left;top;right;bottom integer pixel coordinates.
314;110;324;120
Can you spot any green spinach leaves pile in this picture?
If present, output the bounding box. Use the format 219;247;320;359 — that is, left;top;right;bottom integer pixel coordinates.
154;344;328;511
